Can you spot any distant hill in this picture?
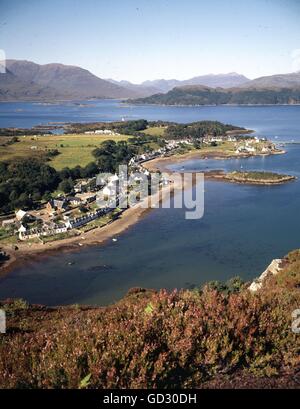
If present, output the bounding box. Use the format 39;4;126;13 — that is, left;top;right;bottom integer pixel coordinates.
130;84;300;105
181;73;249;88
2;60;300;103
240;72;300;89
141;79;181;93
0;69;62;101
106;78;161;97
0;60;141;101
140;73;249;92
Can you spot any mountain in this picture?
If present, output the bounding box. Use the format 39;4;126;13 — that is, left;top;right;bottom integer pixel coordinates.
2;59;300;102
239;72;300;89
0;60;141;101
181;73;249;88
106;78;161;97
141;79;181;93
140;73;249;92
0;69;62;101
130;84;300;106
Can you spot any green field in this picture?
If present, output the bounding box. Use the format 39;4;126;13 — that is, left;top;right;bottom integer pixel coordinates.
0;133;129;170
142;126;166;137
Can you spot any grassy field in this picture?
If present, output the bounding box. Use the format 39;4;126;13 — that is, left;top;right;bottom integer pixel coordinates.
0;133;129;170
142;126;166;137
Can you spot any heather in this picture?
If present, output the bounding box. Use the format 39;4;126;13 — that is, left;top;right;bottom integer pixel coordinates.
0;251;299;389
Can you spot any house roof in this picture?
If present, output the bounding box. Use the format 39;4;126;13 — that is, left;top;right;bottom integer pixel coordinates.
15;209;27;220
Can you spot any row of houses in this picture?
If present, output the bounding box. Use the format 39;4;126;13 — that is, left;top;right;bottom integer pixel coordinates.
18;223;68;240
84;129;120;135
18;207;115;240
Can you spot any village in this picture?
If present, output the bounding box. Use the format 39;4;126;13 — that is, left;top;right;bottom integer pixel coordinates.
0;130;281;244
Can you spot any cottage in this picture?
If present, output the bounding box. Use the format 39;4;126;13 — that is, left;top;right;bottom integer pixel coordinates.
46;198;68;214
65;209;103;229
15;209;27;221
67;197;82;206
75;192;97;204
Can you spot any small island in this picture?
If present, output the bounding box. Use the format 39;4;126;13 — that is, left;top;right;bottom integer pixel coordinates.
208;170;296;185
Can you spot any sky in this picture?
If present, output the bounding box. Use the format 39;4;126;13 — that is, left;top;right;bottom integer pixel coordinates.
0;0;300;83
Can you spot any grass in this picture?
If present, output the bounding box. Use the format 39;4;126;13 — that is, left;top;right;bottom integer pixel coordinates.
142;126;166;137
0;133;129;170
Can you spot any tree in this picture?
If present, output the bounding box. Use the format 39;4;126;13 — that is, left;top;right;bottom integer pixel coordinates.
82;162;98;178
58;178;74;194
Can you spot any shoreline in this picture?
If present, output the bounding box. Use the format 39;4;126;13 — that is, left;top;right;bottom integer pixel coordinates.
0;173;187;277
0;147;287;277
142;147;286;173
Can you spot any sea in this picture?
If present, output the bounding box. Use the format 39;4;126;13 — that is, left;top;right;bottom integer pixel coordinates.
0;100;300;305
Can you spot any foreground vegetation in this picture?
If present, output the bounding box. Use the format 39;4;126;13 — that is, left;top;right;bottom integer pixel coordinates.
0;249;299;388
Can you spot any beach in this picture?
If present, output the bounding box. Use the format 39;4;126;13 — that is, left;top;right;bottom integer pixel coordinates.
0;170;187;276
0;147;287;277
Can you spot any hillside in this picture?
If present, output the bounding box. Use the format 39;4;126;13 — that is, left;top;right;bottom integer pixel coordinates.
140;73;249;92
181;72;249;88
0;60;140;101
0;248;299;388
240;72;300;89
130;84;300;105
106;78;160;97
0;69;63;101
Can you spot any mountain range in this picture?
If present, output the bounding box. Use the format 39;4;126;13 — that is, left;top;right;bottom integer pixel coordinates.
108;73;250;94
0;59;300;102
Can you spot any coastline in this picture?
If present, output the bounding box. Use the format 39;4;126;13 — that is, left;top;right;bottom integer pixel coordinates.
0;147;287;277
142;147;286;173
0;172;187;277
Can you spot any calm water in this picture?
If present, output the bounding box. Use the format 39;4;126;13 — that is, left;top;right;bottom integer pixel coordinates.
1;100;300;142
0;102;300;305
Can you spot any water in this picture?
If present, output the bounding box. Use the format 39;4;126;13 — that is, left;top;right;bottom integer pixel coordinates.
1;100;300;142
0;102;300;306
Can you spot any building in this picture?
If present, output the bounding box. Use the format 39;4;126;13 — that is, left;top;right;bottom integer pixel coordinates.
46;198;68;214
75;192;97;204
67;197;82;206
65;210;103;229
18;223;68;241
15;209;27;221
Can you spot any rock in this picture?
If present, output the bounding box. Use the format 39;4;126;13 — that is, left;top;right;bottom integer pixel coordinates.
249;258;287;292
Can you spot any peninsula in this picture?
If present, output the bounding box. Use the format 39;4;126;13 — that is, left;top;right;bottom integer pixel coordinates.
0;119;287;274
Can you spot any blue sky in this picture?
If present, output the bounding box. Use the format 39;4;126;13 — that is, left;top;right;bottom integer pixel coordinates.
0;0;300;82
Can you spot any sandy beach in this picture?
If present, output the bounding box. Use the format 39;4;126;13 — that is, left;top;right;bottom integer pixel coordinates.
0;148;286;276
0;171;187;276
142;148;286;173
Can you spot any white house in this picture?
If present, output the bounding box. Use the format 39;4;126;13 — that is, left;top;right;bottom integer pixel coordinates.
15;209;27;221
